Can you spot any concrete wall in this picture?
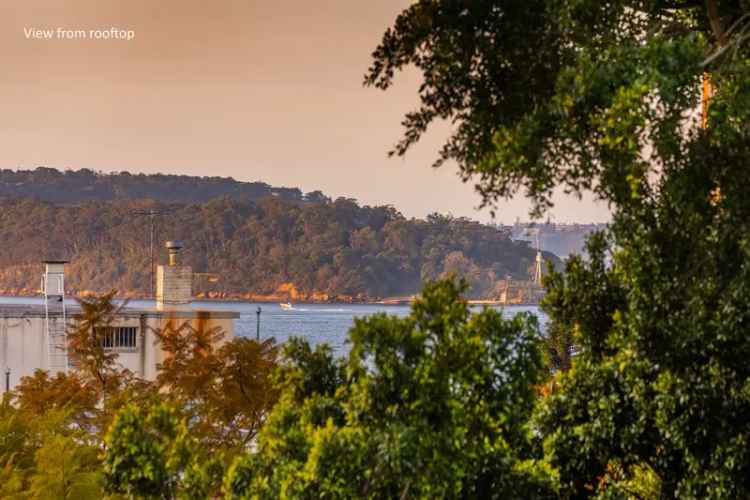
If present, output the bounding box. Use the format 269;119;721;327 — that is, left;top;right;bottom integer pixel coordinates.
0;316;45;391
0;309;235;395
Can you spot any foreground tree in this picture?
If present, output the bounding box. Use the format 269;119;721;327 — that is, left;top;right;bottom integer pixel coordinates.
225;280;553;498
155;320;280;452
68;290;129;398
103;403;214;499
216;337;280;447
27;430;102;500
3;291;280;499
370;0;750;497
367;0;709;214
12;370;99;432
0;402;103;499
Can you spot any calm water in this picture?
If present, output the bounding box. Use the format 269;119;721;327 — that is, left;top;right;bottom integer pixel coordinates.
0;296;546;356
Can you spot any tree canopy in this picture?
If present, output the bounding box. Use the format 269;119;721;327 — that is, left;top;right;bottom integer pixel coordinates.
0;196;554;300
368;0;750;496
0;167;319;205
1;293;281;499
225;280;553;499
366;0;730;215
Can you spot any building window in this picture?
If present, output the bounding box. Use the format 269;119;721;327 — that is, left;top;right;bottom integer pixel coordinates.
97;327;138;351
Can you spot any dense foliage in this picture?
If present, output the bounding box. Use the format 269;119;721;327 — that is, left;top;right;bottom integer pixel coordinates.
225;280;552;498
0;282;553;499
368;0;750;497
0;196;555;300
0;292;279;499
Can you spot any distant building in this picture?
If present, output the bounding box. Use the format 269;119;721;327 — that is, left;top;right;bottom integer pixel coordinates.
508;222;609;259
0;242;237;393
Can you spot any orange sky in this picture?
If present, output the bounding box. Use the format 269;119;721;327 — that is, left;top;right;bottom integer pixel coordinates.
0;0;608;223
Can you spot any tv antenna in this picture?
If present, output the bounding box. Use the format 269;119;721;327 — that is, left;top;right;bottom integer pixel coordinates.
132;208;174;299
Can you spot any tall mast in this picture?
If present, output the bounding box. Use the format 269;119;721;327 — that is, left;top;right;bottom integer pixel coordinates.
533;231;543;285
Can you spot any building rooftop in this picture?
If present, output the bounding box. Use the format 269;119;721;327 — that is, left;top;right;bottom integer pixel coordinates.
0;303;239;319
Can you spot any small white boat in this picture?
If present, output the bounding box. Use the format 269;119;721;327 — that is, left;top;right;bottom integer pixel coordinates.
280;302;293;310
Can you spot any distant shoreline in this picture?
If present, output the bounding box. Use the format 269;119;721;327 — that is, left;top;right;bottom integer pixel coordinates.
0;292;541;307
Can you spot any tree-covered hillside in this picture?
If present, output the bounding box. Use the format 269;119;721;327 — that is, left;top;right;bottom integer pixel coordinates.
0;167;329;205
0;196;557;300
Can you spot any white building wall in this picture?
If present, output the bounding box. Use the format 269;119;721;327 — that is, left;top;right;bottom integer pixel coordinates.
0;317;45;391
0;311;235;395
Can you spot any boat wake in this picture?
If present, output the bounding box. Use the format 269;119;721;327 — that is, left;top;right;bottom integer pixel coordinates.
287;307;351;313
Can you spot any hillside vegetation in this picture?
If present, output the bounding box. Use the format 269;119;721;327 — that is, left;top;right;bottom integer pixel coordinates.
0;194;557;301
0;167;329;205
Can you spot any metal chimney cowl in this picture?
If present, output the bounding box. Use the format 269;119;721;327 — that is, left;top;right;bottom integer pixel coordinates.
165;240;183;267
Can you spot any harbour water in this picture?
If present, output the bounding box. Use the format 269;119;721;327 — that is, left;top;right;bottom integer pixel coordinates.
0;296;546;356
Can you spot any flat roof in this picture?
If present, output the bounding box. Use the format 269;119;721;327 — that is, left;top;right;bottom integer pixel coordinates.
0;303;240;319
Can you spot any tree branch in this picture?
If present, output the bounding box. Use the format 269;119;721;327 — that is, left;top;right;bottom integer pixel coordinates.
705;0;728;45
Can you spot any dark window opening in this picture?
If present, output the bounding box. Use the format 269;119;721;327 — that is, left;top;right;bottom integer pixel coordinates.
96;326;138;350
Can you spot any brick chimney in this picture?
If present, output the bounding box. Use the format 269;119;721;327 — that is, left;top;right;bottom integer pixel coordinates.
156;241;192;309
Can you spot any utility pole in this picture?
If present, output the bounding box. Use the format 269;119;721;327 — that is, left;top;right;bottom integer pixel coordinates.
256;306;262;341
4;367;9;393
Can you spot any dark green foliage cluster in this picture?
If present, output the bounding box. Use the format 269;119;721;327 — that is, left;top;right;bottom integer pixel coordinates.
542;232;626;370
104;404;221;500
366;0;710;215
224;280;553;499
537;139;750;496
0;196;553;299
366;0;750;497
0;395;104;499
105;404;193;498
364;0;563;189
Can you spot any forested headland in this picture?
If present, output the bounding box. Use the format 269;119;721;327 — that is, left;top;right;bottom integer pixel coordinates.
0;170;558;301
0;167;330;205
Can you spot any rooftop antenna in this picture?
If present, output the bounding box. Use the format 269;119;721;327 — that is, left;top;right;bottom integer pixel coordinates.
42;260;69;374
132;208;174;299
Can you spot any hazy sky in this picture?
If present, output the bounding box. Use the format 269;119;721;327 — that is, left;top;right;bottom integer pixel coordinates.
0;0;609;223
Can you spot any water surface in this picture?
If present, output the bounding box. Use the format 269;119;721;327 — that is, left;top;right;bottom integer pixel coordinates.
0;296;545;356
